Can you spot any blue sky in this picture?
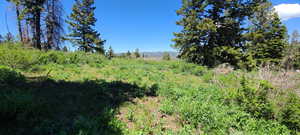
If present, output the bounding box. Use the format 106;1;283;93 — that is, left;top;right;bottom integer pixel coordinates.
0;0;299;52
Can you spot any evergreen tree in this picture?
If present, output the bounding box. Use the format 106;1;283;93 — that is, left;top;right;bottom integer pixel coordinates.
45;0;64;50
5;32;14;42
22;0;46;50
65;0;105;53
286;30;300;58
173;0;253;67
0;35;3;43
291;30;300;46
134;48;140;58
106;46;115;59
62;46;68;52
246;1;288;65
173;0;287;68
283;30;300;69
126;51;131;58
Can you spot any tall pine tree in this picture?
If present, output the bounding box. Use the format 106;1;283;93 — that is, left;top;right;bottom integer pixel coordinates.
65;0;105;53
45;0;64;50
134;48;140;58
106;46;115;59
173;0;253;67
246;1;288;65
22;0;46;50
173;0;287;68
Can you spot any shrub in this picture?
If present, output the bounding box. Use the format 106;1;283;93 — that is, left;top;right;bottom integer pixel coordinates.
236;77;274;119
0;43;107;69
38;51;65;64
0;69;46;132
291;52;300;69
280;93;300;133
0;66;25;87
170;62;208;76
0;44;39;69
162;52;171;61
0;90;34;119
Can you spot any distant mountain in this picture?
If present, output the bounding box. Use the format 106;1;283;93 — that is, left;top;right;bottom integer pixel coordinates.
141;51;178;59
116;51;178;59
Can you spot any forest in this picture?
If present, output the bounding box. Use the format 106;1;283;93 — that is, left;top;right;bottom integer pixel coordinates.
0;0;300;134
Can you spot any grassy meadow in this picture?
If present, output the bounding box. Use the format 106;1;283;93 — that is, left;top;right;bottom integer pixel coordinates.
0;43;300;135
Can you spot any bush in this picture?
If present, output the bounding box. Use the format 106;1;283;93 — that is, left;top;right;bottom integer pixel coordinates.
0;44;39;69
236;77;274;119
173;86;290;134
170;62;208;76
0;90;34;118
38;51;65;65
0;43;107;69
0;66;25;87
291;52;300;69
162;52;171;61
38;51;107;65
0;67;46;132
280;93;300;133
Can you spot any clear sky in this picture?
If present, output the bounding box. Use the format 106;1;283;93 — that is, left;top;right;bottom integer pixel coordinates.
0;0;299;52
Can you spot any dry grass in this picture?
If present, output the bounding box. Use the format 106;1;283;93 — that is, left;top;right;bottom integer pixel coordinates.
213;63;234;75
257;65;300;96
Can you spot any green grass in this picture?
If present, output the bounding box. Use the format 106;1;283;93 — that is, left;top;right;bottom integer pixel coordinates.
0;43;299;135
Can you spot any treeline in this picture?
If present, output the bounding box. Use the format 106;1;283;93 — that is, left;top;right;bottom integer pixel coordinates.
2;0;104;53
1;0;300;69
173;0;300;70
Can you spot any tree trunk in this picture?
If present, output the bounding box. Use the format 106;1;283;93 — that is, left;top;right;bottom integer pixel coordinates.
46;0;54;50
16;6;24;43
35;11;42;50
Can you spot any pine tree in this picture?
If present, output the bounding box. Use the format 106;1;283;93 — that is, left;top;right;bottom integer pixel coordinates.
45;0;64;50
291;30;300;46
62;46;68;52
106;46;115;59
246;1;288;65
126;51;131;58
134;48;140;58
287;30;300;57
5;32;14;42
0;35;4;43
173;0;253;67
284;30;300;69
22;0;46;50
65;0;105;53
172;0;208;65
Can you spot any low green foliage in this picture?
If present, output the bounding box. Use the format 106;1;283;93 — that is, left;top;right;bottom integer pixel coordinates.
0;43;39;69
280;93;300;133
0;43;107;69
162;52;171;61
0;66;25;87
0;43;299;134
236;78;274;119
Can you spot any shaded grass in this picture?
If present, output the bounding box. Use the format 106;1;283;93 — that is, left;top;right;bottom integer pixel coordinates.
0;75;157;135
